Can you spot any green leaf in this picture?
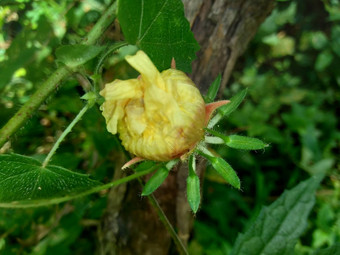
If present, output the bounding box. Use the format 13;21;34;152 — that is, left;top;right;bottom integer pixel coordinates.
315;50;333;72
208;89;248;128
118;0;200;72
187;154;200;213
310;31;328;50
198;149;240;189
204;74;222;103
312;243;340;255
55;44;104;68
142;166;169;196
231;175;324;255
0;17;54;89
0;154;102;208
331;25;340;57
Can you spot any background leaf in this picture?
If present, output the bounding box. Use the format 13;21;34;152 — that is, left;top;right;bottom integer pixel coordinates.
118;0;200;72
231;175;323;255
312;243;340;255
0;154;102;207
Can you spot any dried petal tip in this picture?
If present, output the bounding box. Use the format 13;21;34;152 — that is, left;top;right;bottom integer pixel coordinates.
122;157;145;169
100;51;206;161
171;58;176;69
205;100;230;125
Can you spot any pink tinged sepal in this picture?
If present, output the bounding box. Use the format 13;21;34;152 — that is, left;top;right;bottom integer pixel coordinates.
122;157;145;169
171;58;176;69
205;100;230;125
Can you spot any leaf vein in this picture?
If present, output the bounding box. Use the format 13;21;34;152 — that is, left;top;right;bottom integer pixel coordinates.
0;171;32;184
30;171;41;199
257;183;313;254
138;0;169;42
138;0;144;39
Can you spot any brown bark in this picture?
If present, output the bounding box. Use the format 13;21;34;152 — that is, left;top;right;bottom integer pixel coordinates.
98;0;275;254
185;0;275;93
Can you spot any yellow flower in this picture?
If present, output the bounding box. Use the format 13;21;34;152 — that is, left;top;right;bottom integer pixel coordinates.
100;51;206;161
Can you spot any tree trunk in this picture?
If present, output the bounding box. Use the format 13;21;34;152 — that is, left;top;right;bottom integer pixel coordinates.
98;0;275;254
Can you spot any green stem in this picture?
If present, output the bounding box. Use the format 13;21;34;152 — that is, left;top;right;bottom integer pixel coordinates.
42;103;90;168
147;193;189;255
137;177;189;255
83;1;117;45
0;66;69;148
95;41;129;75
0;1;118;148
0;166;159;208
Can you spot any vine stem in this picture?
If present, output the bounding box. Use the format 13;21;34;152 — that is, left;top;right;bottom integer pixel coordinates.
0;1;118;148
136;177;189;255
115;139;189;254
42;103;90;168
147;192;189;255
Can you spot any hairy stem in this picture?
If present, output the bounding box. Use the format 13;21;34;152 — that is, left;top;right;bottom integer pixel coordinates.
0;1;118;148
83;1;117;45
0;66;69;148
42;103;90;168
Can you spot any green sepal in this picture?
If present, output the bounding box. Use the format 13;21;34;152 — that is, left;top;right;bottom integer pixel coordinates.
227;135;268;150
134;161;156;172
205;129;268;150
142;166;169;196
197;149;240;189
204;74;222;103
208;88;248;128
187;174;201;213
141;160;178;196
218;88;248;116
187;154;201;213
81;91;98;107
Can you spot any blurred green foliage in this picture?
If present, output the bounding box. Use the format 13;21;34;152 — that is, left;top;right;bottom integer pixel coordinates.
191;1;340;254
0;0;339;254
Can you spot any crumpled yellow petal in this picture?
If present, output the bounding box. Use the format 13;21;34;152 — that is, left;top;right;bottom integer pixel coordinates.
100;50;206;161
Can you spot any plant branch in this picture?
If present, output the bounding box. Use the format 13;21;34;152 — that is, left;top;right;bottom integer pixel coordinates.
42;103;90;168
83;1;117;45
0;1;118;148
0;66;69;148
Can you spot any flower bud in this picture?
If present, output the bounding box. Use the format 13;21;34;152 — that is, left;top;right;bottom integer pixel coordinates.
100;51;205;161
